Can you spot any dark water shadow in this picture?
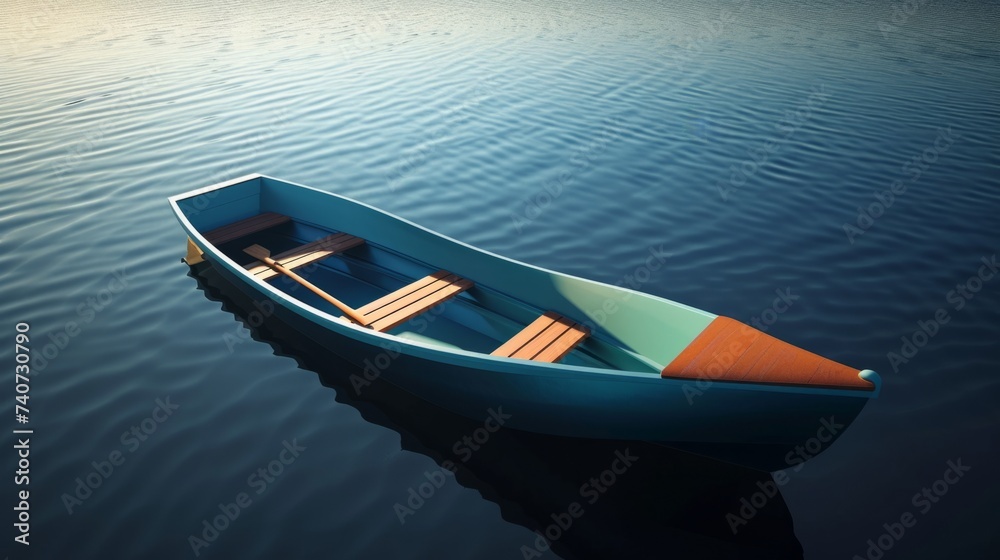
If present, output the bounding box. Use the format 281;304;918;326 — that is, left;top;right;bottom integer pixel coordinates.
190;263;804;560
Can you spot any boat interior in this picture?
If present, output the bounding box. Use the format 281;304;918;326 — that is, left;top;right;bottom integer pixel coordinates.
192;212;664;374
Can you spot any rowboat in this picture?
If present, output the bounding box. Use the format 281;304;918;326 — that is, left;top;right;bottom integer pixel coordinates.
170;174;880;468
189;267;801;553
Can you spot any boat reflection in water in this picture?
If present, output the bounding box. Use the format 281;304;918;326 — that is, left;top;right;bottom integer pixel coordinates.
191;263;804;560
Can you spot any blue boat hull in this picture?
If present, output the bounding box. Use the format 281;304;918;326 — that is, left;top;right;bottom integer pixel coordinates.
170;174;877;465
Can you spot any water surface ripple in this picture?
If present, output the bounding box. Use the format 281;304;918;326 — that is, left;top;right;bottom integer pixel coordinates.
1;1;998;559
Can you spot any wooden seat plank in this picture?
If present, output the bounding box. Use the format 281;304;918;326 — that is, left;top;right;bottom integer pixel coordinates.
510;317;574;360
528;322;591;363
356;271;452;317
492;311;589;363
245;232;349;275
245;233;365;280
367;277;473;332
362;273;463;324
204;212;290;245
352;270;474;332
490;312;560;358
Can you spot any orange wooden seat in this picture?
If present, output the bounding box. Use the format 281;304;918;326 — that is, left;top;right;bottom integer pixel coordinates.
660;316;874;390
204;212;290;245
244;233;365;281
354;271;473;332
492;312;590;363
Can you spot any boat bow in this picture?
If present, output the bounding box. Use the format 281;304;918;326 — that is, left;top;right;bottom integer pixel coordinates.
660;317;879;393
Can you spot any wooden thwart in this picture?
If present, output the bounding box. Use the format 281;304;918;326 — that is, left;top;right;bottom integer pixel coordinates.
244;233;365;280
354;271;473;332
492;312;590;363
243;244;368;325
204;212;290;245
210;215;474;332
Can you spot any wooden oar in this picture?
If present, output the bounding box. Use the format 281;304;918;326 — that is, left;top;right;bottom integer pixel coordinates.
243;244;369;326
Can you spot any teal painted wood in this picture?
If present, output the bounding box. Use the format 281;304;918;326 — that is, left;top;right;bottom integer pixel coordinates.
169;174;880;463
259;176;719;365
177;176;262;232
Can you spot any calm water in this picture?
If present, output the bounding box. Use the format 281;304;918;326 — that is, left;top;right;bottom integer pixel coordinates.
2;0;998;558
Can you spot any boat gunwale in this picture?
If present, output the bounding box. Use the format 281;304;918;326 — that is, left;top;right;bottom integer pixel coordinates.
169;174;881;398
